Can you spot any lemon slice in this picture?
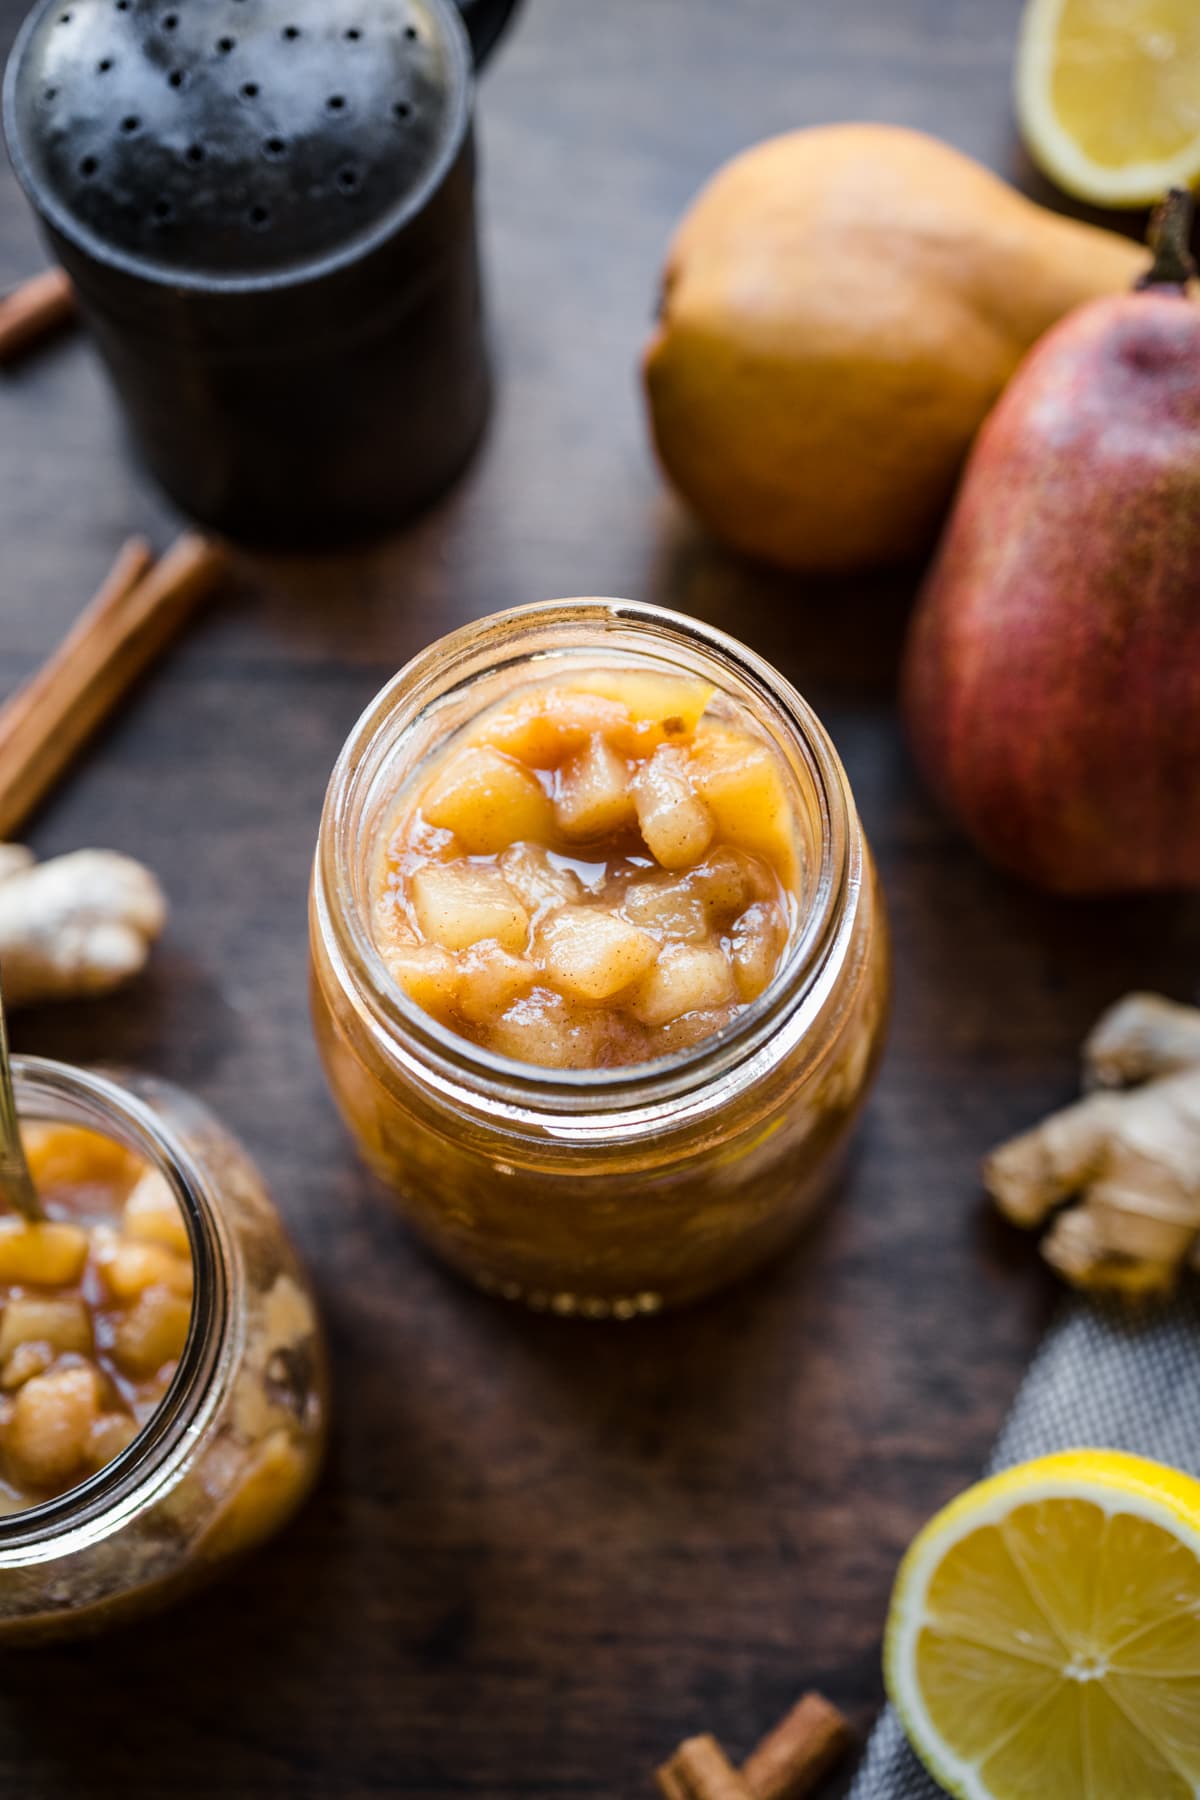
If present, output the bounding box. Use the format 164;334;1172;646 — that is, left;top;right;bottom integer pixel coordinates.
1016;0;1200;206
885;1450;1200;1800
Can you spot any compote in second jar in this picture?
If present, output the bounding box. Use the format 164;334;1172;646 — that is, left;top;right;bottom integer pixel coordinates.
0;1124;192;1510
373;667;800;1068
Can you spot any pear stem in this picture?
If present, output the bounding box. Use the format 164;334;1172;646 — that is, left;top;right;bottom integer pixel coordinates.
1136;188;1197;292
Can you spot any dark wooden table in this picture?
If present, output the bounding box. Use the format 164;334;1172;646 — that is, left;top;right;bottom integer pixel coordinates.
1;1;1197;1793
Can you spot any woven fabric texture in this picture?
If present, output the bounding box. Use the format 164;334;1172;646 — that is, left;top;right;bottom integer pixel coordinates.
847;1292;1200;1799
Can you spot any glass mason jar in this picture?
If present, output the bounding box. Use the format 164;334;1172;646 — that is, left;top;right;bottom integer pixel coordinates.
0;1059;328;1641
311;600;890;1315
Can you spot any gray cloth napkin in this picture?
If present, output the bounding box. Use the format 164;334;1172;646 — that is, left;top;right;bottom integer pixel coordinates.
848;1291;1200;1799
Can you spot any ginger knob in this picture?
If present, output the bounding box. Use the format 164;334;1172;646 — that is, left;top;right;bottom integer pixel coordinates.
985;992;1200;1295
0;847;166;1006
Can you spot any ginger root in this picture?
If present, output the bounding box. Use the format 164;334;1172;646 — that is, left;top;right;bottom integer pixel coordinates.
0;847;166;1006
985;993;1200;1297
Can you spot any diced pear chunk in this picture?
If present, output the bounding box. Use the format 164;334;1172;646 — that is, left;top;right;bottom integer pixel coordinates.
421;746;553;854
633;746;715;871
633;943;736;1027
88;1411;139;1471
554;735;635;840
0;1220;88;1287
112;1285;192;1378
458;943;538;1025
410;863;529;954
262;1272;315;1350
730;900;787;1001
477;690;631;767
1;1342;53;1390
123;1170;190;1257
4;1364;102;1489
95;1237;193;1302
387;943;461;1017
499;842;584;915
20;1123;138;1195
0;1297;93;1361
566;671;715;752
200;1428;309;1558
689;847;761;919
539;906;658;1002
690;729;798;884
658;1006;737;1054
486;990;610;1069
372;894;417;960
621;875;708;941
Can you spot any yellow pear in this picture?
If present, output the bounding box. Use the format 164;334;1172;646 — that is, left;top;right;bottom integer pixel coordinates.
643;123;1144;572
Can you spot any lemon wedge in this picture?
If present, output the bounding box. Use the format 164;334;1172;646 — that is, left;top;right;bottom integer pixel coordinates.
1016;0;1200;206
885;1450;1200;1800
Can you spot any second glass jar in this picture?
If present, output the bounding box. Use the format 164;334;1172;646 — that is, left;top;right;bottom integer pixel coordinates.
310;599;890;1314
0;1061;328;1640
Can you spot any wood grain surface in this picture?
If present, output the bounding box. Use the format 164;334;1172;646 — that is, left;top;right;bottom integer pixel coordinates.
1;1;1196;1794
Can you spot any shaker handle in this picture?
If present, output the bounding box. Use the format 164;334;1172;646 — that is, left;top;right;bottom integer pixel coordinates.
453;0;521;68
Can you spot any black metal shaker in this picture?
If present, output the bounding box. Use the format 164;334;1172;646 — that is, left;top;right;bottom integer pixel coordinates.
3;0;519;544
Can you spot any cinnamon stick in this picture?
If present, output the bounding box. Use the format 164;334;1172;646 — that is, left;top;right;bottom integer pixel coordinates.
0;532;227;839
0;268;77;366
742;1693;854;1800
657;1692;852;1800
657;1735;756;1800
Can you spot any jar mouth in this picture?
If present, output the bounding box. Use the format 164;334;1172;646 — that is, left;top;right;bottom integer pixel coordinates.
0;1058;226;1551
316;597;858;1118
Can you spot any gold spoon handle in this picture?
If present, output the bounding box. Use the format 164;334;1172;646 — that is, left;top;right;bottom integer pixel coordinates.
0;975;40;1224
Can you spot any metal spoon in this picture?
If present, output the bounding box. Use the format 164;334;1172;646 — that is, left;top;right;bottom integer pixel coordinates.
0;975;41;1224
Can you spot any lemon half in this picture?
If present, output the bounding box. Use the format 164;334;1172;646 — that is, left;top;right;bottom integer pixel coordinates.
1017;0;1200;206
885;1450;1200;1800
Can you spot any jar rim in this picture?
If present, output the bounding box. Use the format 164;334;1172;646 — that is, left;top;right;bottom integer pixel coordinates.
315;597;860;1121
0;1058;227;1551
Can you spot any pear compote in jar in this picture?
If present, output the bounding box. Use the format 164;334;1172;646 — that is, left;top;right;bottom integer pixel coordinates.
0;1060;327;1641
311;600;889;1315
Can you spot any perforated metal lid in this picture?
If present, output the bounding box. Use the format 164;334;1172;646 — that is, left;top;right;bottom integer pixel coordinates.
4;0;471;288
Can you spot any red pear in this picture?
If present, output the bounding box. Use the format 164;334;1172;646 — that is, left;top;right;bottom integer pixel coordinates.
902;192;1200;895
